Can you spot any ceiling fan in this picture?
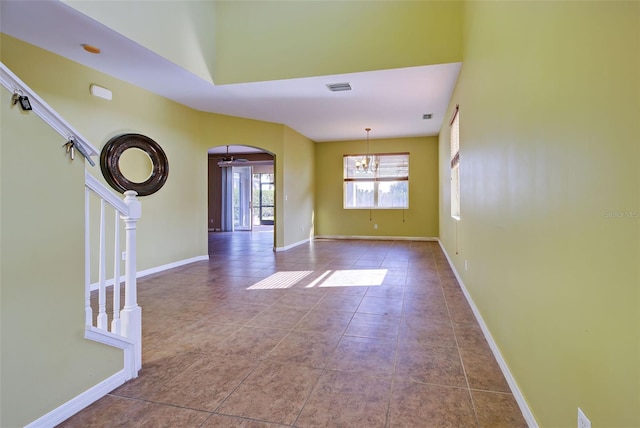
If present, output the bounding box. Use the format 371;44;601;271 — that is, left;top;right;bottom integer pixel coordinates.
214;145;249;165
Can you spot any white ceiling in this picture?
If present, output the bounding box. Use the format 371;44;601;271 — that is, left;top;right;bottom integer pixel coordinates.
0;0;461;151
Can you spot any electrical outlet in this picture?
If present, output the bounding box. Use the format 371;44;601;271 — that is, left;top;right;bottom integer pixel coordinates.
373;224;378;229
577;408;591;428
121;251;127;261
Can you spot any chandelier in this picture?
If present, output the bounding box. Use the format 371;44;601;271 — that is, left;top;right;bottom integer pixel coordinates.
355;128;379;173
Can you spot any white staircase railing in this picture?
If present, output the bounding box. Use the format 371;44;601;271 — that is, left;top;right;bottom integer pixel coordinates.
0;62;98;159
2;60;144;427
85;172;142;374
2;61;143;378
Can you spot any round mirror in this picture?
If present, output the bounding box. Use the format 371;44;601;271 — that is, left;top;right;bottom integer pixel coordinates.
100;133;169;196
118;148;153;183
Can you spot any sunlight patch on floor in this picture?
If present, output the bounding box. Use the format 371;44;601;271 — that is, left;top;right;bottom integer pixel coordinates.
312;269;387;288
247;271;313;289
305;270;333;288
247;269;387;290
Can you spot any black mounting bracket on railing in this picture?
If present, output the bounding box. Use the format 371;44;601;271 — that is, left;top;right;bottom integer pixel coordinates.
63;137;96;166
1;61;100;165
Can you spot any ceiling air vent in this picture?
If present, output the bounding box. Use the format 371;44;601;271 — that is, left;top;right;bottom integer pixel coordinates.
326;82;351;92
423;113;433;120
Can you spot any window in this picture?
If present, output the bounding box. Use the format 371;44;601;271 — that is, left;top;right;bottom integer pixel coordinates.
252;173;274;225
343;153;409;209
450;105;460;219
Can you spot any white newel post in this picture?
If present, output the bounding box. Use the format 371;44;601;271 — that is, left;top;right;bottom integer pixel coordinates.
120;190;142;374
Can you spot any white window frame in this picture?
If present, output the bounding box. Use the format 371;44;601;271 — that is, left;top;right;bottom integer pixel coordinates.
343;153;409;209
450;105;460;219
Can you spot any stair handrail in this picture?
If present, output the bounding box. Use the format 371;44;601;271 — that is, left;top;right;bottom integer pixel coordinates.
2;61;142;376
0;61;99;160
85;172;128;214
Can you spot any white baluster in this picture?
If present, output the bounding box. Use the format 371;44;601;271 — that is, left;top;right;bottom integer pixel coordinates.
84;188;92;327
85;173;143;379
97;199;108;329
111;210;121;335
120;190;142;373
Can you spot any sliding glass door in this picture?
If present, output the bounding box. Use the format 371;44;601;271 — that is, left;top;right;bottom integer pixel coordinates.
232;166;252;231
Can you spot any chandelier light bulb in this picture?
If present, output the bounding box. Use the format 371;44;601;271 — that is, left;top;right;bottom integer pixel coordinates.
358;127;376;174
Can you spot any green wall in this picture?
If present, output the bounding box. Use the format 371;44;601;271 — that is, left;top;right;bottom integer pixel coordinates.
0;83;122;428
64;1;462;85
439;2;640;426
1;34;209;273
315;136;439;239
213;0;462;84
283;126;316;246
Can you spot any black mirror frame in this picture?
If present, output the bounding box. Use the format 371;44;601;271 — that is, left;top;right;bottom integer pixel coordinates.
100;133;169;197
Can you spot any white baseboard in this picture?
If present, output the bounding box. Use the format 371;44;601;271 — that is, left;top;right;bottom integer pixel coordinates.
90;255;209;290
274;238;310;252
437;240;538;428
24;368;129;428
34;256;211;426
85;326;138;379
275;235;437;252
136;255;209;278
315;235;438;241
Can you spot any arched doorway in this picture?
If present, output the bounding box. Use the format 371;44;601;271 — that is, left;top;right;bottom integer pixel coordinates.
207;145;276;238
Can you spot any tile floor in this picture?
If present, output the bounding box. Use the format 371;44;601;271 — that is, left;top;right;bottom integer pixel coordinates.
59;232;527;427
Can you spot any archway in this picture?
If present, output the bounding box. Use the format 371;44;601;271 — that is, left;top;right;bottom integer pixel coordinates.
207;145;276;242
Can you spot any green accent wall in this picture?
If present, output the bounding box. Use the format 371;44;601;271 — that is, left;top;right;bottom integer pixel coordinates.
0;76;122;428
213;1;462;84
439;2;640;426
315;136;439;238
283;127;316;246
64;0;462;85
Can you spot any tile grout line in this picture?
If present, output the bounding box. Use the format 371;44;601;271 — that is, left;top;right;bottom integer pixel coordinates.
80;239;520;427
384;255;410;428
199;272;291;418
290;271;363;428
434;251;481;428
